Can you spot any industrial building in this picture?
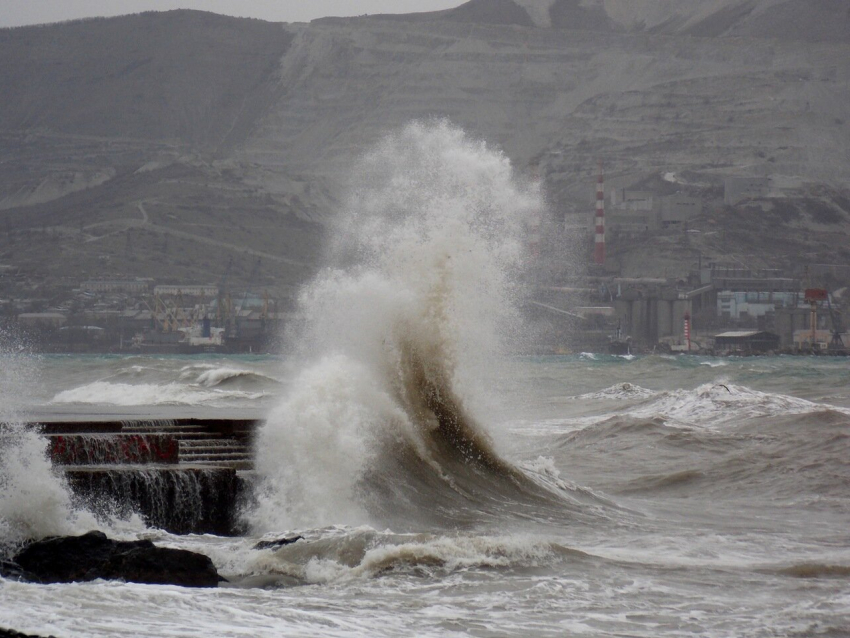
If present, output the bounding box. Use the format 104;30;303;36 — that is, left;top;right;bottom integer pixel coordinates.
153;284;220;298
714;330;780;354
717;290;799;320
16;312;67;329
609;279;709;347
81;279;152;294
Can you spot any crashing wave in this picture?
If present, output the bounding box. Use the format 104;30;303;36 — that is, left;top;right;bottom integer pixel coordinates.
250;121;603;533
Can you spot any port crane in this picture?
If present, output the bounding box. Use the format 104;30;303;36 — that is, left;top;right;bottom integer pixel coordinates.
804;288;846;353
235;258;263;339
826;294;845;352
216;257;234;332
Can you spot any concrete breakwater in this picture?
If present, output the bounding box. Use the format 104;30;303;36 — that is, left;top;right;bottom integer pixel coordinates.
33;419;258;535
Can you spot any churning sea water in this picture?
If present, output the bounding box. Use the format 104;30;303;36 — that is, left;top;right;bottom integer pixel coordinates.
1;123;848;637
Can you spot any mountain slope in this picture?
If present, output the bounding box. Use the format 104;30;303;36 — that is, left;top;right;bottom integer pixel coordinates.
420;0;850;42
0;10;292;152
0;5;847;289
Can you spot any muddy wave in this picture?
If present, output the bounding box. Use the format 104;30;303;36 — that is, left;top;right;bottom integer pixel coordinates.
244;527;591;585
560;407;850;499
192;367;281;390
250;122;607;533
771;563;850;579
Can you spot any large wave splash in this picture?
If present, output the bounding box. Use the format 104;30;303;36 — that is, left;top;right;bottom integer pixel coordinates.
251;121;546;531
0;335;98;547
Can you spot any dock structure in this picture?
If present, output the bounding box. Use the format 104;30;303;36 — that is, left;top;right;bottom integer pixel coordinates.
34;418;259;535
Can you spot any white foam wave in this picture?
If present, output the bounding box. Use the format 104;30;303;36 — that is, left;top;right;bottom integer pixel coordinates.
252;355;409;531
50;381;263;406
556;381;850;437
0;337;99;545
645;382;850;426
0;425;100;545
193;367;279;387
575;382;657;401
581;382;850;429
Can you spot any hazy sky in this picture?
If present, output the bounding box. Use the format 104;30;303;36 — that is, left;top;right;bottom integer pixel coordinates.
0;1;465;28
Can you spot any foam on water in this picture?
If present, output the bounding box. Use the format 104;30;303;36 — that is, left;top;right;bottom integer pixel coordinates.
50;380;265;406
48;360;282;407
251;121;542;531
575;382;657;401
567;380;850;429
628;381;850;428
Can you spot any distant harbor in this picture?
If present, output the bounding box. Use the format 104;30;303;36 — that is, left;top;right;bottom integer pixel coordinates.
4;276;289;354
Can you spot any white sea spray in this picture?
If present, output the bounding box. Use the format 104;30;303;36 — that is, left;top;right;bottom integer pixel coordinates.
250;121;541;531
0;333;98;546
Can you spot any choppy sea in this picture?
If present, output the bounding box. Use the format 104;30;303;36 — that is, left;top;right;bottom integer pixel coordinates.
0;353;848;638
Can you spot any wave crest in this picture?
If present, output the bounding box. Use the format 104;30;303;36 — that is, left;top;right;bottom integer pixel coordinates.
247;528;589;584
51;380;264;406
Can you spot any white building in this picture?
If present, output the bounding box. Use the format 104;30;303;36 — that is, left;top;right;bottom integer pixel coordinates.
153;285;219;298
717;290;798;319
81;279;152;294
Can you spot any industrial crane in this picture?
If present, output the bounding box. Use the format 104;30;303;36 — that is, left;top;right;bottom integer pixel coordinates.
826;294;846;352
216;257;234;331
804;288;846;353
235;258;263;338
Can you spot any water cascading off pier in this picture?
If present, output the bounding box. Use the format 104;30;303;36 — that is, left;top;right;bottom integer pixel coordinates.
34;418;258;535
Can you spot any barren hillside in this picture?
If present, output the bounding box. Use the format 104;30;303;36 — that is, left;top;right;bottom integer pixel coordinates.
0;1;848;292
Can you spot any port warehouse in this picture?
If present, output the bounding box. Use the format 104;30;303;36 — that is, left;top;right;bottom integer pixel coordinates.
528;261;848;353
713;331;781;354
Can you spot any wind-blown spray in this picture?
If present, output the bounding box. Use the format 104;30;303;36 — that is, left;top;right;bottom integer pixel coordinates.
0;334;98;547
250;121;544;531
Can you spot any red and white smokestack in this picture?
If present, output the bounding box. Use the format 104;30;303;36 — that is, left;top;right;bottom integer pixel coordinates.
594;161;605;265
684;311;691;352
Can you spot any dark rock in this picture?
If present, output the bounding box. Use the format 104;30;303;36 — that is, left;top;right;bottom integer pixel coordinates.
101;545;225;587
253;535;304;551
0;558;35;582
0;628;57;638
14;531;221;588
